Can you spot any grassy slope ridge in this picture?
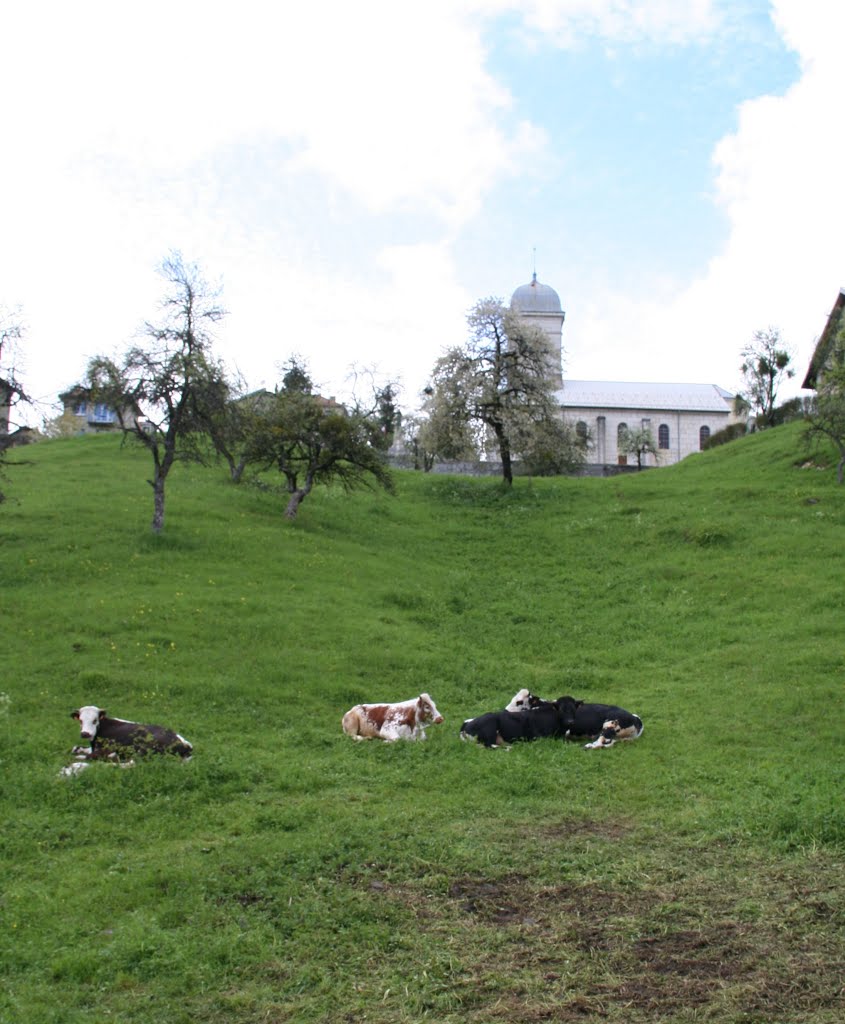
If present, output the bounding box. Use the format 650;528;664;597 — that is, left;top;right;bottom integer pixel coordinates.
2;425;843;1024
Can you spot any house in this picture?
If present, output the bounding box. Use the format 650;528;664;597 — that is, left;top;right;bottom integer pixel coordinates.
239;388;345;415
511;274;745;468
58;386;140;434
802;288;845;391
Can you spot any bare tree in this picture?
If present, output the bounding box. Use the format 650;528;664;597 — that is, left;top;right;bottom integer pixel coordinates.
87;252;228;532
740;328;795;428
1;307;31;502
425;297;559;486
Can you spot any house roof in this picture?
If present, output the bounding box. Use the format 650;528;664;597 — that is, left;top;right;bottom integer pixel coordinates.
555;380;736;413
802;288;845;390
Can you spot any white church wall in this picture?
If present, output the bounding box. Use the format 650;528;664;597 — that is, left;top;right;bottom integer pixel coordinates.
562;406;733;467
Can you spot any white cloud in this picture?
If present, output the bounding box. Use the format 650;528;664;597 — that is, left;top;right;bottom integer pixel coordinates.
562;1;845;396
3;0;841;423
512;0;720;47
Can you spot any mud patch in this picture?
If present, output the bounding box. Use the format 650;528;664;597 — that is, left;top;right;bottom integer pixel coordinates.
346;854;845;1022
448;877;539;926
524;818;632;842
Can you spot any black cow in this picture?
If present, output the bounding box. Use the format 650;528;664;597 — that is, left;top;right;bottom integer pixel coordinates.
70;705;193;761
460;696;579;748
506;690;643;749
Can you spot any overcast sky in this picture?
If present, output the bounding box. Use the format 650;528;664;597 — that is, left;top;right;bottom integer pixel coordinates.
3;0;842;424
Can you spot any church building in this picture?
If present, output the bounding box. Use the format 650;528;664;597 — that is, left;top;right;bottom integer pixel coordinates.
510;274;743;468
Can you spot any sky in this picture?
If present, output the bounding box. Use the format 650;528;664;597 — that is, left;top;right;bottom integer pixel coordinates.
2;0;843;426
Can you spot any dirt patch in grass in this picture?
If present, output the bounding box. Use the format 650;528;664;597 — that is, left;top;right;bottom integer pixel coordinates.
522;818;633;842
352;849;845;1023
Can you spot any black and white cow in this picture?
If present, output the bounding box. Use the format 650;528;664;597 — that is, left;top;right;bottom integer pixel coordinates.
460;696;579;748
506;690;643;749
70;706;193;761
505;688;538;713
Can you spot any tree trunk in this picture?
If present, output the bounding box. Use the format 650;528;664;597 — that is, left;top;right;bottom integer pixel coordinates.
284;469;315;519
230;457;247;484
495;425;513;486
151;475;166;533
284;488;307;519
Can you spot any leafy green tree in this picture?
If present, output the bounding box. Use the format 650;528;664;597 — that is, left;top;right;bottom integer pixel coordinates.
740;328;795;428
373;383;400;452
247;358;394;519
280;355;313;394
619;425;659;470
406;384;479;471
517;416;586;476
198;374;261;484
425;297;560;485
87;252;228;533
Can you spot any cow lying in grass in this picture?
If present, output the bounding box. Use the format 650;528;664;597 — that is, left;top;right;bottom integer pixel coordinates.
506;689;643;749
342;693;444;741
69;705;193;762
460;696;579;748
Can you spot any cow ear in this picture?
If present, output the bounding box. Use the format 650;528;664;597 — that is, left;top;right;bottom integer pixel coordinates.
100;709;107;718
71;710;80;719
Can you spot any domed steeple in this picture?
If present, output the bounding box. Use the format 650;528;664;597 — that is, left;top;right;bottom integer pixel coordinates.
510;272;563;315
510;272;565;389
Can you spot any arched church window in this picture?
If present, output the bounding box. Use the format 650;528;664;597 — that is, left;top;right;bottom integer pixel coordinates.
699;425;711;449
576;420;588;441
658;424;670;449
617;422;628;446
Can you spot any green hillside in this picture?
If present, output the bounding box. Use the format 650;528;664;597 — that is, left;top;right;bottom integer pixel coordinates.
2;425;843;1023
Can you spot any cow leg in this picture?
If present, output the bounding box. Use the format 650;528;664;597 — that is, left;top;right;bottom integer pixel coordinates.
584;721;620;749
71;745;94;759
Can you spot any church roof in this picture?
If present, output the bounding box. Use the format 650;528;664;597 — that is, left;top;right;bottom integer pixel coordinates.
511;273;563;314
555;380;736;413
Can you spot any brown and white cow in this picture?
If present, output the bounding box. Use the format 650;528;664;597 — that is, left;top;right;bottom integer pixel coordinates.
341;693;444;741
70;706;193;761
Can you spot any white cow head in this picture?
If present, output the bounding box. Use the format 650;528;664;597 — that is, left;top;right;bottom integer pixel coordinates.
71;705;105;739
417;693;444;724
505;688;537;712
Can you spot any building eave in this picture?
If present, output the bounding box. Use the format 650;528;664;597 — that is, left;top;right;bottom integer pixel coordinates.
802;288;845;390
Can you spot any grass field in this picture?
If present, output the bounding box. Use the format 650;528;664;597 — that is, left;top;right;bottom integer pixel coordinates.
2;423;843;1023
